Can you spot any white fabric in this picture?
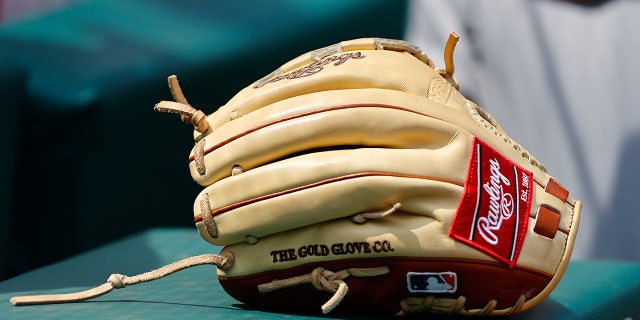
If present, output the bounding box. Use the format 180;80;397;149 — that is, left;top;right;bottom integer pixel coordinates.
406;0;640;260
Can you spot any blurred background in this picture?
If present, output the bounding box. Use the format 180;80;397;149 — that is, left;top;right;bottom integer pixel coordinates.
0;0;409;281
1;0;639;282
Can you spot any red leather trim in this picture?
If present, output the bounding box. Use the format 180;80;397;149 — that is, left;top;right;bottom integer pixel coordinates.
534;205;561;239
188;103;445;163
217;257;552;316
545;178;569;202
195;172;463;222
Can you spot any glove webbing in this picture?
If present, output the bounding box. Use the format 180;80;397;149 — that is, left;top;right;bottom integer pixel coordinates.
10;253;231;306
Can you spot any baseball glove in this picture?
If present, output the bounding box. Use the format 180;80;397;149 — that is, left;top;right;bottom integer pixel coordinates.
11;33;580;317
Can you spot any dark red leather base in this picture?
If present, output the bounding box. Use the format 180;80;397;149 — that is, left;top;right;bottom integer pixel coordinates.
218;257;552;315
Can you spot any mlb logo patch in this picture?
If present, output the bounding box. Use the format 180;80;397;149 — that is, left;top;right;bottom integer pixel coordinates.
407;272;457;293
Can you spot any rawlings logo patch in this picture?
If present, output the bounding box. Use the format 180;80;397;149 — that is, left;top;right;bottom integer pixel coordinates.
407;272;457;293
449;137;532;267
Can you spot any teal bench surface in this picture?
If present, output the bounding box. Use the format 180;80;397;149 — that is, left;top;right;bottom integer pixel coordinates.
2;228;639;319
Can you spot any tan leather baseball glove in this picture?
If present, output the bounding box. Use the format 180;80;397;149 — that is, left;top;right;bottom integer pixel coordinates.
11;33;580;317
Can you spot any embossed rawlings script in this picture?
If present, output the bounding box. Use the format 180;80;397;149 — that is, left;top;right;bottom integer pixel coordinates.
253;52;365;89
449;137;533;267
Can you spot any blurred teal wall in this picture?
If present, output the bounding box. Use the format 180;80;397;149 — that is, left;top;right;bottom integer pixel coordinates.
0;0;408;281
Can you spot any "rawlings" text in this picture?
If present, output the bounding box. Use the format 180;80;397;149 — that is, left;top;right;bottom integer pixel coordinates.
253;52;365;89
477;158;514;245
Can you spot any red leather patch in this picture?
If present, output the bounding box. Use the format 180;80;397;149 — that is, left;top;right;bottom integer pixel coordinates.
449;137;533;267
